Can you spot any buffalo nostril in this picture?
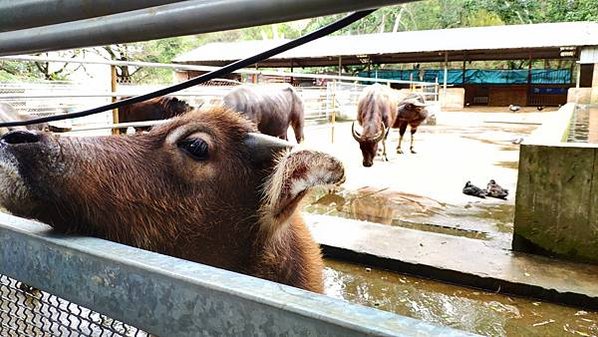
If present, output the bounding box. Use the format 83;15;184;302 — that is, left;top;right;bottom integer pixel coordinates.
1;130;41;144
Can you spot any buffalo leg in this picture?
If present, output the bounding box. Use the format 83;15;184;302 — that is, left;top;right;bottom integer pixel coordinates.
397;123;407;154
410;128;418;154
381;139;389;161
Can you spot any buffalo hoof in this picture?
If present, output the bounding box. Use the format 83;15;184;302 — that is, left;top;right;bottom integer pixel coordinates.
410;149;417;154
396;148;404;154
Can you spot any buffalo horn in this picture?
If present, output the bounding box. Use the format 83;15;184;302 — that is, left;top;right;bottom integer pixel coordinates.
373;122;386;143
244;132;292;164
351;121;362;142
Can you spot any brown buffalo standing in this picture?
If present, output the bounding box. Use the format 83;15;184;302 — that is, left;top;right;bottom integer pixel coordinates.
118;96;192;133
352;84;398;167
0;106;345;293
394;92;428;154
223;84;305;143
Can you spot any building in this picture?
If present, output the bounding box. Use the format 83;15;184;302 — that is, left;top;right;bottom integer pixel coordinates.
175;22;598;107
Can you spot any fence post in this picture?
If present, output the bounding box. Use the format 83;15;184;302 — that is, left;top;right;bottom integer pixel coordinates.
331;80;336;144
110;65;119;135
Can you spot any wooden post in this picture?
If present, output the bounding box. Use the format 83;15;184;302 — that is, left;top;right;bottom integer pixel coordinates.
527;52;533;106
110;65;119;135
290;59;294;85
462;58;466;85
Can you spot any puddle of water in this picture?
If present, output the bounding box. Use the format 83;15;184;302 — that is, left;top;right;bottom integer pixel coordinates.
324;259;598;337
495;160;519;170
305;187;515;248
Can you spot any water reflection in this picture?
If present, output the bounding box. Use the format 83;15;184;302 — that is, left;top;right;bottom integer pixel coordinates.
305;187;513;246
324;259;598;337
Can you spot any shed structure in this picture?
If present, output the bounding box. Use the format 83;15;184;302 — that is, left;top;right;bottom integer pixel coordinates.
175;22;598;107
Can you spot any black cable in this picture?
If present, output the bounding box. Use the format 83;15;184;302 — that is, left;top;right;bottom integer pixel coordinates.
0;10;375;128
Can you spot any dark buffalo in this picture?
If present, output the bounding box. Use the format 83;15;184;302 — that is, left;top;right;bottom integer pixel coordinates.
118;96;192;133
0;106;345;293
352;84;398;167
394;92;428;154
223;84;305;143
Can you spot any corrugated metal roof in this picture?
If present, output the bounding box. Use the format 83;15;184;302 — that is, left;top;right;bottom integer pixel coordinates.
174;21;598;64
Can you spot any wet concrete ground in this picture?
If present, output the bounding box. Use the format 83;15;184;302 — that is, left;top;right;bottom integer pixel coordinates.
301;110;547;249
324;259;597;337
299;109;598;336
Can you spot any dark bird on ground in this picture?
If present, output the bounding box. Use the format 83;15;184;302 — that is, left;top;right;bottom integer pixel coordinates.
463;181;487;199
508;104;521;112
536;106;545;111
486;179;509;199
512;137;524;144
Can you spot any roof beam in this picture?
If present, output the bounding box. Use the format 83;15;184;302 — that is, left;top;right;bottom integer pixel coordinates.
0;0;413;57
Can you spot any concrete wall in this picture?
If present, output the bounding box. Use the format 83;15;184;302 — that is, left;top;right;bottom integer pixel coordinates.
568;88;592;104
592;64;598;105
514;142;598;264
440;88;464;109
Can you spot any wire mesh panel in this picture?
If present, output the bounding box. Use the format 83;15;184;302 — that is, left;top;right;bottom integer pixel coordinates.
0;274;150;337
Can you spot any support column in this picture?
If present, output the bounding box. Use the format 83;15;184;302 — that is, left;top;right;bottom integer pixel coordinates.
443;52;448;99
576;62;581;88
110;65;119;135
591;63;598;105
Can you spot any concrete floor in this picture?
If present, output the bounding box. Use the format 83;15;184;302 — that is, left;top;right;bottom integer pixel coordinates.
300;109;550;249
297;108;598;310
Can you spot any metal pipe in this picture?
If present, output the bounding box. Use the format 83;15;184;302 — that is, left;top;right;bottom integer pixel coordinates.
0;0;187;32
0;214;475;337
68;120;170;132
0;0;411;57
443;51;448;100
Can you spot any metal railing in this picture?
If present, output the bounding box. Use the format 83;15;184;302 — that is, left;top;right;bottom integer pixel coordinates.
0;55;439;133
0;213;475;337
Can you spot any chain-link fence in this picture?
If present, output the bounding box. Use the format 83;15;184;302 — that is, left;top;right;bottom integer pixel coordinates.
0;274;148;337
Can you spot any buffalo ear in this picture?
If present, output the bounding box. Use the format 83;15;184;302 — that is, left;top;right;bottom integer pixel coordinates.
259;150;345;240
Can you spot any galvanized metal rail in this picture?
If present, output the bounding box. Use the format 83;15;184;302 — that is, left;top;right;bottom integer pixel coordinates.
0;213;477;337
0;0;187;32
0;0;412;56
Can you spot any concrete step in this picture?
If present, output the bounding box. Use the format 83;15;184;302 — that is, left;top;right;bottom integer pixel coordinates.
305;213;598;310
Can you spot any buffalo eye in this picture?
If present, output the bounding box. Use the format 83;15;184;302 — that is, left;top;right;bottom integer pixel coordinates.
178;138;209;161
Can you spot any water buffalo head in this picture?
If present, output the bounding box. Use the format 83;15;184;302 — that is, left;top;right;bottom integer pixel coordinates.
352;121;386;167
0;106;345;292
